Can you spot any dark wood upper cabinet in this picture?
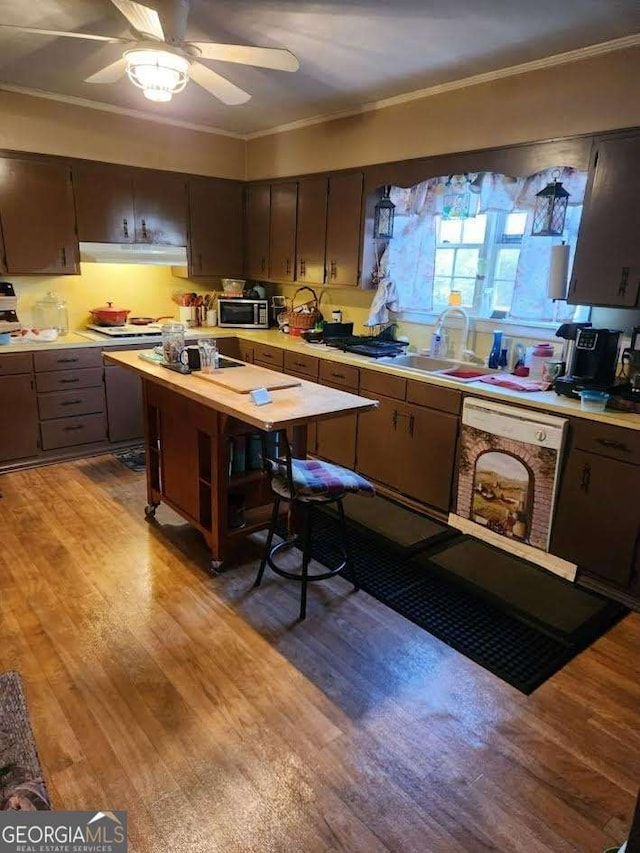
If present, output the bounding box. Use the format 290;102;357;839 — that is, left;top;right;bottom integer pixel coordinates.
325;172;364;286
245;184;271;279
568;133;640;307
0;158;78;275
133;170;187;245
551;448;639;586
74;163;135;243
269;182;297;282
74;163;186;246
188;177;243;277
296;176;328;284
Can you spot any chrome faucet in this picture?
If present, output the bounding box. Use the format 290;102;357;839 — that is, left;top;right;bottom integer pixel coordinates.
432;306;482;363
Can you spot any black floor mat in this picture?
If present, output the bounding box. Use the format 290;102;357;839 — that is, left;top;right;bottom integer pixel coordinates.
114;447;146;472
291;509;626;694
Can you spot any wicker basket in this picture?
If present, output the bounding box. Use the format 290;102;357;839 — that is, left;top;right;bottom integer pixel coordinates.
285;287;321;333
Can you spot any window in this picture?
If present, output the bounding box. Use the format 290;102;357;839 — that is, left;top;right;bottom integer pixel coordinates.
433;210;536;316
379;168;589;326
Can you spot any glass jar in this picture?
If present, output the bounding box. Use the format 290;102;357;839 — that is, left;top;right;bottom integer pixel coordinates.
32;291;69;335
161;322;185;364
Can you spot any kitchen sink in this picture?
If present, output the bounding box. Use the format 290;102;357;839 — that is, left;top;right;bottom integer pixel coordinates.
377;354;457;371
377;353;498;382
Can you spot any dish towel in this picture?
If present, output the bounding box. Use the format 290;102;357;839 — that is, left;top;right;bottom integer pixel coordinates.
365;275;399;326
478;375;551;392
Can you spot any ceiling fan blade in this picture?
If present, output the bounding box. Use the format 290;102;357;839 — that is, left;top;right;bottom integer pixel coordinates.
110;0;165;40
192;43;299;72
0;24;126;42
84;58;128;84
189;62;250;105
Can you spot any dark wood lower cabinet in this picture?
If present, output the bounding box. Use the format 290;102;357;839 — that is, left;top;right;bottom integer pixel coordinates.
356;394;458;512
551;449;640;586
0;374;39;462
104;365;144;444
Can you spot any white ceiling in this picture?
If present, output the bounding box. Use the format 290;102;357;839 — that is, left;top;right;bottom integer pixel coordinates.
0;0;639;136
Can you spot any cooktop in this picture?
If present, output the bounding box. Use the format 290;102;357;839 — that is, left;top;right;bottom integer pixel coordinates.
86;323;164;336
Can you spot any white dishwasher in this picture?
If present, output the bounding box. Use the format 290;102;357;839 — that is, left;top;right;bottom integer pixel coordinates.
449;398;577;581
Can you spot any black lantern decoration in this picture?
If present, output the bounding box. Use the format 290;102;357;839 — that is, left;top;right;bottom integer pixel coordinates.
531;171;570;236
373;185;395;239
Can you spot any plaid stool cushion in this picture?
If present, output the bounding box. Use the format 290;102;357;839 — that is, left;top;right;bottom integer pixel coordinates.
271;458;375;500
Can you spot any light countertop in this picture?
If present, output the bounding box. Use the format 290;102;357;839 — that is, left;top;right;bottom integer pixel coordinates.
5;326;640;431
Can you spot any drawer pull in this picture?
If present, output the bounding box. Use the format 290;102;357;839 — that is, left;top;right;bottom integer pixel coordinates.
57;357;79;364
63;424;85;432
59;378;80;384
293;361;306;368
60;399;82;407
596;438;630;453
330;371;346;379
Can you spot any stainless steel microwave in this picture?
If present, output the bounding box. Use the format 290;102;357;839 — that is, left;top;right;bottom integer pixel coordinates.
217;298;269;329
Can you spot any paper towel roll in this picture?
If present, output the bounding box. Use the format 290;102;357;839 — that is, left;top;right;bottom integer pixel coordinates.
548;243;570;300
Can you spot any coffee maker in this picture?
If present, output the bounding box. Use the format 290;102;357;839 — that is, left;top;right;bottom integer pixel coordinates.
553;323;626;398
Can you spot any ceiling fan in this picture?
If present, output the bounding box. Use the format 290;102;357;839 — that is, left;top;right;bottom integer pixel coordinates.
0;0;299;105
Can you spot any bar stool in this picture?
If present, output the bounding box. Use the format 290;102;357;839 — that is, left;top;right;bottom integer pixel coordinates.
254;431;375;620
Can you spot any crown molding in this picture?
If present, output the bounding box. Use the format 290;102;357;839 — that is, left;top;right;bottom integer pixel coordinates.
245;32;640;140
0;83;245;139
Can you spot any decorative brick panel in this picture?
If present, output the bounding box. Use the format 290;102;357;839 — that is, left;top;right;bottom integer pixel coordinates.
456;425;559;550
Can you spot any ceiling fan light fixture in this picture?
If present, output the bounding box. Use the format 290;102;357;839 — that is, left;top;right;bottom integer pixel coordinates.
124;48;190;102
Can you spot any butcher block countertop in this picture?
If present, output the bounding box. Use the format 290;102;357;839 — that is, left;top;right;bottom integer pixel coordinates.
105;349;377;432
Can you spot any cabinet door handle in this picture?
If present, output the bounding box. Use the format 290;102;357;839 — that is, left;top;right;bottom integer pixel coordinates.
63;424;84;432
198;253;203;272
123;217;129;239
408;413;415;437
61;399;82;407
299;258;306;278
580;463;591;493
59;378;80;384
285;258;291;276
60;247;67;267
618;267;630;297
392;409;398;430
261;257;266;273
330;260;337;280
596;438;630;453
141;218;148;241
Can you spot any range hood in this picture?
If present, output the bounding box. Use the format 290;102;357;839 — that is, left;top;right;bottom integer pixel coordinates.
79;242;188;267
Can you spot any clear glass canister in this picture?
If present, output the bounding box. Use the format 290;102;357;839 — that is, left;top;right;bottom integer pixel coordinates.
161;322;185;364
32;291;69;335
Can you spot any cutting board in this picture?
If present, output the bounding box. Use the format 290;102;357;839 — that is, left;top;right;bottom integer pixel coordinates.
192;366;302;394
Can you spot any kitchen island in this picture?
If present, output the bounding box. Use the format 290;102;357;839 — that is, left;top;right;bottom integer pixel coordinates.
105;349;377;570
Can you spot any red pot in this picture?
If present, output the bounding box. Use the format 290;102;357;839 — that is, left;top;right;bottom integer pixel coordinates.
90;301;130;326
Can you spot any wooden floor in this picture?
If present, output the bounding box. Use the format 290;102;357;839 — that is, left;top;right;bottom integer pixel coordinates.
0;456;638;853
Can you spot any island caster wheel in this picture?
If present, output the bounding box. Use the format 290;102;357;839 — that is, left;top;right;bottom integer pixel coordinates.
209;560;224;576
144;503;158;519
